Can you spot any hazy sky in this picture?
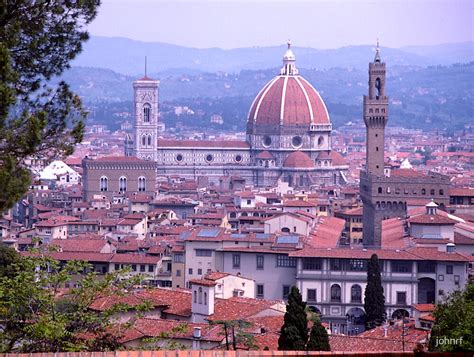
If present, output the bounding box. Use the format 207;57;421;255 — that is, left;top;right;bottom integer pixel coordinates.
89;0;473;49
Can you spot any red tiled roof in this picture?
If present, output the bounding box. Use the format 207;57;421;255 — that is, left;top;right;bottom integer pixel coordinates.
283;199;315;207
109;254;160;264
330;334;417;352
90;288;193;317
408;214;457;225
412;303;435;312
330;151;347;166
189;278;217;287
209;297;281;322
51;239;109;253
248;75;330;126
382;218;408;249
454;232;474;245
341;207;363;216
390;169;430;178
125;318;223;343
205;271;230;280
236;191;256;199
283;151;315;168
255;151;275;160
449;187;474;197
308;217;345;248
129;194;152;203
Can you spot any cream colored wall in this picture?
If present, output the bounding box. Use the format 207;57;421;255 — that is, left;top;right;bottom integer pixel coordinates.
264;214;309;235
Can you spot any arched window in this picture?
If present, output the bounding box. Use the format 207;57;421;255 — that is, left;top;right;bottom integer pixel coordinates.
421;188;426;195
375;77;382;97
100;176;108;192
194;291;197;303
138;177;146;192
378;187;383;194
141;136;146;147
439;189;444;196
351;284;362;302
430;189;435;195
204;292;208;305
143;103;151;123
119;176;127;192
147;134;152;146
331;284;341;302
198;287;203;304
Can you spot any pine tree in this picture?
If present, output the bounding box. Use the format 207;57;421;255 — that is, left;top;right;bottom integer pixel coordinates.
364;253;386;330
0;1;100;213
307;317;330;351
278;286;308;350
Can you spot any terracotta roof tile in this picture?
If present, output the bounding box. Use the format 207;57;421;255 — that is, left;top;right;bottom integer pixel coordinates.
283;151;314;168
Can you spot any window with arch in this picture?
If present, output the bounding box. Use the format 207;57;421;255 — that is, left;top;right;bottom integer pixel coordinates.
141;136;146;147
351;284;362;302
100;176;108;192
422;188;426;195
439;189;444;196
378;187;383;194
204;292;207;305
143;103;151;123
194;291;197;303
138;176;146;192
331;284;341;302
430;189;435;195
119;176;127;192
375;77;382;97
198;287;203;304
147;134;152;146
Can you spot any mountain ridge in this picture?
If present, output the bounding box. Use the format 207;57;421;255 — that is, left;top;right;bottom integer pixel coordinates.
72;36;474;75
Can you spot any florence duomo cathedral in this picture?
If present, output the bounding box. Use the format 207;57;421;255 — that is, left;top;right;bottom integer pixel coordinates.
125;42;349;188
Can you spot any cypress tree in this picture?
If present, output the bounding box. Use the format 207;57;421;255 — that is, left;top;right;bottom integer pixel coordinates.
278;286;308;350
364;253;386;329
307;317;331;351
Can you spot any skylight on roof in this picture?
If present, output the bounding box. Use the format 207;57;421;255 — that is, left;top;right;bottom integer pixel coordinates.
197;228;220;238
276;235;299;244
230;233;247;239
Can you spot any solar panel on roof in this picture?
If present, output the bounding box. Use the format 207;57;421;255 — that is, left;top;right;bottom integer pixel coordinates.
256;233;271;239
197;228;220;238
230;233;247;239
179;231;191;240
276;235;300;244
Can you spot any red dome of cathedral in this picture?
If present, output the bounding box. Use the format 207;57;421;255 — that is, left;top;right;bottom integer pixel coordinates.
248;42;330;127
283;151;315;168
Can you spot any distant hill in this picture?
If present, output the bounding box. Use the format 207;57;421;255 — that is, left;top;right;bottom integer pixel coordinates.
62;62;474;132
401;42;474;65
72;36;474;75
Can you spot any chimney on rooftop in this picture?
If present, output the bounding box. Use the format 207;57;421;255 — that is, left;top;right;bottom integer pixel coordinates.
192;327;202;350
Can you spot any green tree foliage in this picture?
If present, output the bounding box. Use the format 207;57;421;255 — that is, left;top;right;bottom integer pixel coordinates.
364;254;386;330
306;316;330;351
428;283;474;352
211;319;256;350
0;247;143;353
0;1;100;213
0;243;21;278
278;286;308;350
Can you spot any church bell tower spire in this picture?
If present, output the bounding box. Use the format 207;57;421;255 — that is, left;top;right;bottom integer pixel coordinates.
363;40;388;176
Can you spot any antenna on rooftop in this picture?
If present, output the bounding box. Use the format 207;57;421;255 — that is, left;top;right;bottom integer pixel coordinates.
145;56;147;77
